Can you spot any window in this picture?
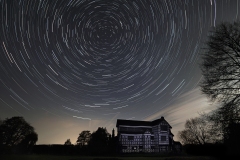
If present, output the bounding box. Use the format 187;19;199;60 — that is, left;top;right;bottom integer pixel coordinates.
160;125;167;131
128;136;134;140
151;136;154;140
139;146;143;149
132;146;137;150
161;136;166;141
160;146;167;151
151;146;155;149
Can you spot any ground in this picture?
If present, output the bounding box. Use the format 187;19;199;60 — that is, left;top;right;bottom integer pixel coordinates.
0;155;218;160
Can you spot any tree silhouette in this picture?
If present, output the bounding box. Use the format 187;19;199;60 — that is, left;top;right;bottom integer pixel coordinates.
64;139;72;145
178;117;208;145
0;116;38;153
76;130;91;146
200;21;240;155
88;127;110;155
200;21;240;121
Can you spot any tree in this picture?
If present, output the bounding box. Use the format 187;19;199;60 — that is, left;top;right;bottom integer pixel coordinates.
200;22;240;155
178;116;219;145
18;132;38;149
200;21;240;122
76;130;91;146
201;111;223;143
88;127;111;155
0;117;38;153
64;139;72;145
208;106;240;154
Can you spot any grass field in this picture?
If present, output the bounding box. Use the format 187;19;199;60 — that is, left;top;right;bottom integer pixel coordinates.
0;155;218;160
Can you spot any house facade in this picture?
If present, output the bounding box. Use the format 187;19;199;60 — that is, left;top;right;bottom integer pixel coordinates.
116;116;181;153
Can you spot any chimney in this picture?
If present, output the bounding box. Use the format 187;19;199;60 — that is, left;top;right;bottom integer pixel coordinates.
112;128;115;138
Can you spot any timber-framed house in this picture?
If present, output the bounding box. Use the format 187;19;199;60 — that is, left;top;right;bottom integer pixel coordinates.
116;116;180;153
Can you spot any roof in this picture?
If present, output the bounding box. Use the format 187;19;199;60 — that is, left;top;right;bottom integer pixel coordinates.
169;130;174;136
116;116;172;128
116;119;152;127
119;128;153;134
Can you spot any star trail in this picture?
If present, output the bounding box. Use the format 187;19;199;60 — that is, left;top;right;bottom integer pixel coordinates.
0;0;239;144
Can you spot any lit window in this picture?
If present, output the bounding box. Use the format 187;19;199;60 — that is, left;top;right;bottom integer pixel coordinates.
132;146;137;150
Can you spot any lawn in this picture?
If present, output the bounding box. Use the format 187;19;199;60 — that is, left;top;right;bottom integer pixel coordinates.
0;155;218;160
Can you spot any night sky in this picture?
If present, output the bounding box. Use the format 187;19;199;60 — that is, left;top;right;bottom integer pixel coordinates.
0;0;239;144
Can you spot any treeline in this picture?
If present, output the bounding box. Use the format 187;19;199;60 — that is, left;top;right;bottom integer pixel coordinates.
0;116;118;155
178;21;240;157
50;127;118;155
178;111;239;157
32;142;117;156
178;110;240;157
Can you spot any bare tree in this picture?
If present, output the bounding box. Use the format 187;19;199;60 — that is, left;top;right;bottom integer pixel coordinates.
201;112;224;143
200;21;240;121
178;116;219;145
200;22;240;154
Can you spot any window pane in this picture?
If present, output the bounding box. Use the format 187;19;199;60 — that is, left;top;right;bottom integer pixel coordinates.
132;146;137;150
161;125;167;131
128;136;134;140
161;136;166;141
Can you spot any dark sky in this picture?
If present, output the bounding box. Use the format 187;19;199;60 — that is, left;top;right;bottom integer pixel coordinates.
0;0;239;144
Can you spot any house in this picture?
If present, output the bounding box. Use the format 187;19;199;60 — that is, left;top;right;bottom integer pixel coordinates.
116;116;181;153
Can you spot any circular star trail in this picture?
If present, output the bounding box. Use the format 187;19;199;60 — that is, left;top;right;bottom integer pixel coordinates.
0;0;239;122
